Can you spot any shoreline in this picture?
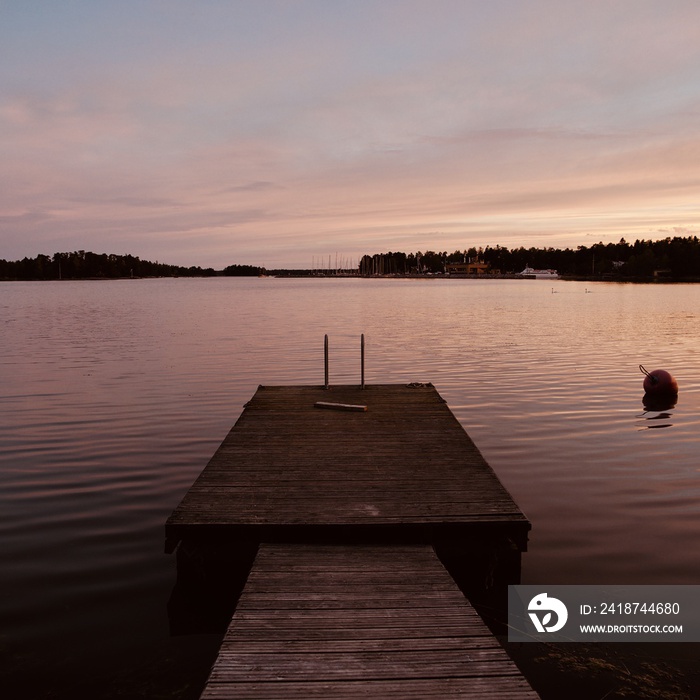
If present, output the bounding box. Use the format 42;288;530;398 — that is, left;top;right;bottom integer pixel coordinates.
5;272;700;283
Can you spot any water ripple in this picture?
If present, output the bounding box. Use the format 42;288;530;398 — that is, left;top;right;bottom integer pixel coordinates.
2;278;700;697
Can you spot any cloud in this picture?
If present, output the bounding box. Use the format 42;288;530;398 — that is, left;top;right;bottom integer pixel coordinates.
0;209;54;226
219;181;284;194
3;1;700;267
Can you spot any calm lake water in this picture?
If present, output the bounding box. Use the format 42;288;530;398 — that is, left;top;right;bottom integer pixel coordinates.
2;277;700;698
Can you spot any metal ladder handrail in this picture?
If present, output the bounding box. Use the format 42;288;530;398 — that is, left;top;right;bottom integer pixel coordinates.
324;334;365;390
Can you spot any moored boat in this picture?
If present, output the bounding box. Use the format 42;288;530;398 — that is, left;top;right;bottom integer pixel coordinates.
519;266;559;279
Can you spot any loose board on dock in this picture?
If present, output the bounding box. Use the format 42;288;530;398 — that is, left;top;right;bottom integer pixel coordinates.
201;544;538;699
165;384;529;550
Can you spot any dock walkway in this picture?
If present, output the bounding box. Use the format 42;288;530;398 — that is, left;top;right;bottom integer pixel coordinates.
201;544;538;699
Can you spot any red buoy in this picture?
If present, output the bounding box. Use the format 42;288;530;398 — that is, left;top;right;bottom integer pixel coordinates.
640;365;678;395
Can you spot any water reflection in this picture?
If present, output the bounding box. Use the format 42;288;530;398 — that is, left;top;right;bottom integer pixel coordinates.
3;278;700;699
642;393;678;412
637;393;677;429
637;412;673;429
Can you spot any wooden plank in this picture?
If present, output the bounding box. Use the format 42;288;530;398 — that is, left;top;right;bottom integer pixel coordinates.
202;679;538;699
219;637;505;653
200;544;538;699
166;384;530;547
314;401;368;412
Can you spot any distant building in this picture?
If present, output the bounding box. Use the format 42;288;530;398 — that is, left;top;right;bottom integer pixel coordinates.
445;261;496;276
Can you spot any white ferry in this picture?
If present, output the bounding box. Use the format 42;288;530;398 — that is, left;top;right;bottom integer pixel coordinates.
519;267;559;279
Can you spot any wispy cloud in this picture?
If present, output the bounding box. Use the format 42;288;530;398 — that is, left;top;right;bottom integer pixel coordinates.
2;1;700;266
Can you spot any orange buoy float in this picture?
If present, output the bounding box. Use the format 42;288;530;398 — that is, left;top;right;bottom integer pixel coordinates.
640;365;678;396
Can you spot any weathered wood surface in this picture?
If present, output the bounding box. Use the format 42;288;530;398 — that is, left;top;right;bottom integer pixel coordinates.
200;544;538;699
165;384;529;548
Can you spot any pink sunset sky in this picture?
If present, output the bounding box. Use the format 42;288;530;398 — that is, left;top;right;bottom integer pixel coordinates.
2;0;700;268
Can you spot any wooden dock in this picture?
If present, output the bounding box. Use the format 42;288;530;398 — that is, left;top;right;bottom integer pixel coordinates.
166;383;535;697
165;384;529;549
201;544;538;699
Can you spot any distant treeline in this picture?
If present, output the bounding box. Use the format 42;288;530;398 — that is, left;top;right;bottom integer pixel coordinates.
5;236;700;281
222;263;264;276
0;251;263;280
359;236;700;279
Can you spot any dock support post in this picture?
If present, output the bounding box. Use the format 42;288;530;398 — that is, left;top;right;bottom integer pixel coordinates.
324;334;329;389
168;538;258;635
361;333;365;389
